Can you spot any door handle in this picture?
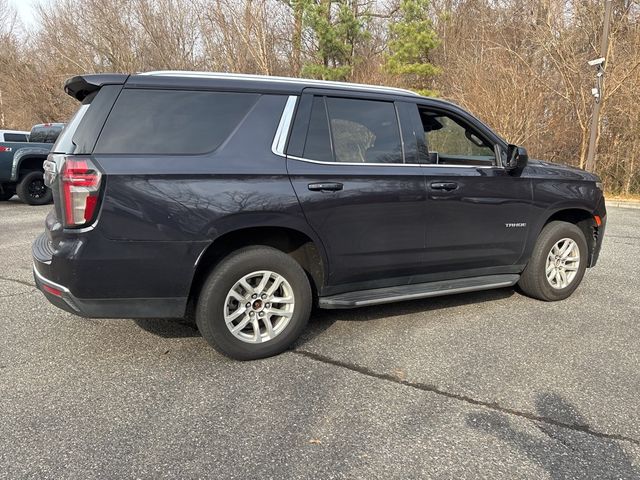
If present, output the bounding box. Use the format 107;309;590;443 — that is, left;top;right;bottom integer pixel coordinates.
308;182;343;192
430;182;458;191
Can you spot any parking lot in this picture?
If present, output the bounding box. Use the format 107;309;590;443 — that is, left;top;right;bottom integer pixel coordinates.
0;199;638;479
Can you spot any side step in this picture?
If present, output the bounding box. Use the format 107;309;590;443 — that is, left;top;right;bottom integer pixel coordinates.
318;274;520;309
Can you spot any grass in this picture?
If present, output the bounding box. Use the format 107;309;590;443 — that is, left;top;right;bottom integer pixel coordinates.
605;193;640;202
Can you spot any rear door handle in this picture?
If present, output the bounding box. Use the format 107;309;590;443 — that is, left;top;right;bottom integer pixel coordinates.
308;182;343;192
430;182;458;191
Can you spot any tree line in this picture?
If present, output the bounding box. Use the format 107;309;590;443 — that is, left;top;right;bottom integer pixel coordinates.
1;0;639;194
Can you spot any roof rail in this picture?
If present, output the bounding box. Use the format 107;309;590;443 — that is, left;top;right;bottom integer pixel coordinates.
140;71;420;97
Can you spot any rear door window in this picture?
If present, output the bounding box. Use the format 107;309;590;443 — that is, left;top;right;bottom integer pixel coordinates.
94;89;259;155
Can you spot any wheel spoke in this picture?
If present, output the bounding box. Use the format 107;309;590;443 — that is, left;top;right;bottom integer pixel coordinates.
559;269;568;288
256;272;271;293
228;289;244;302
263;317;275;339
564;264;578;271
270;296;294;304
266;277;284;296
268;307;292;318
239;278;254;295
251;318;262;343
231;314;251;334
225;306;246;323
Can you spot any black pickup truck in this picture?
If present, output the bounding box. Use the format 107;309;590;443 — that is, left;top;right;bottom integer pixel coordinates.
33;72;606;360
0;123;65;204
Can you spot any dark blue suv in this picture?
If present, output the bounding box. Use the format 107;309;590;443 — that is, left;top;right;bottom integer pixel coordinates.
33;71;606;359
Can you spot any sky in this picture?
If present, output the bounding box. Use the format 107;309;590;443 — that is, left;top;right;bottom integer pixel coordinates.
10;0;38;28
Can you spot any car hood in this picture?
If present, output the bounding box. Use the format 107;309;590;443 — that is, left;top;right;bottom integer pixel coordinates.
526;159;599;182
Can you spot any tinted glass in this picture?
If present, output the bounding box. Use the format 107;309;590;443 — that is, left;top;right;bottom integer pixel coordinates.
30;126;65;144
419;108;495;165
95;89;259;155
303;96;332;162
325;97;403;164
4;133;28;142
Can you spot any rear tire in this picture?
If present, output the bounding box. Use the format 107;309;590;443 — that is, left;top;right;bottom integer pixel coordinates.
16;171;52;205
196;246;312;360
518;221;588;301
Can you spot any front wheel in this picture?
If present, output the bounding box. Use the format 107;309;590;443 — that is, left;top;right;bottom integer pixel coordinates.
16;171;52;205
518;221;588;301
196;246;312;360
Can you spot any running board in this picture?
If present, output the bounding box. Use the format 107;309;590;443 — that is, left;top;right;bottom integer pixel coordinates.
318;274;520;309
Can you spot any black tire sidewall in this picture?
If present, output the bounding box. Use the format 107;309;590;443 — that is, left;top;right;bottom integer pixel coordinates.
196;246;312;360
525;221;588;301
17;171;52;205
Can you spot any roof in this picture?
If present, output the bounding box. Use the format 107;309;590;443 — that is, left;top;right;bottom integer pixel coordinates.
137;71;421;98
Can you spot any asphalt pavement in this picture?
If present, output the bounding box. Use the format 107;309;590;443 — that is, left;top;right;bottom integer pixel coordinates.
0;198;638;479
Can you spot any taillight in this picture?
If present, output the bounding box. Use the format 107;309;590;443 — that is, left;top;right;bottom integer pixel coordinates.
60;158;102;227
0;146;12;152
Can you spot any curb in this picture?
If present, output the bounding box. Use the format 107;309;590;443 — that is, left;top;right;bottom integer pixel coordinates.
607;201;640;210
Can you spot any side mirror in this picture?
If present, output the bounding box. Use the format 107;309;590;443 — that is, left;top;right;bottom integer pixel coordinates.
503;144;528;171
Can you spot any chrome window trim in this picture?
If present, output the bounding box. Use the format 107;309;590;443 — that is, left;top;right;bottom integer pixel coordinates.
287;155;499;169
272;95;298;157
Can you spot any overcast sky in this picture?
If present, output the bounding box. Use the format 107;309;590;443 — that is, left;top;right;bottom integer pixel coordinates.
11;0;37;28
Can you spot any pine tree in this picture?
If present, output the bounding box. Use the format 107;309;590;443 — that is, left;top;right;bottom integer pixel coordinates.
385;0;440;95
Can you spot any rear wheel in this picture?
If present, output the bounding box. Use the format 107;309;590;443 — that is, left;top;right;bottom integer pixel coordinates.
16;171;52;205
196;246;312;360
518;221;588;301
0;184;15;201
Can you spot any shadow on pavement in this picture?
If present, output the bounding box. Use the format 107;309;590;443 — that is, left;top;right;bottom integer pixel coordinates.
298;286;516;346
134;317;200;338
466;392;639;479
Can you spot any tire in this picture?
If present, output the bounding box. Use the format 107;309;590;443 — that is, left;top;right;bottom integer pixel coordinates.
0;184;15;201
196;246;312;360
16;171;52;205
518;221;588;301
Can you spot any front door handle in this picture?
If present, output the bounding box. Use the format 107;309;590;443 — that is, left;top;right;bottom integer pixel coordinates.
308;182;343;192
430;182;458;191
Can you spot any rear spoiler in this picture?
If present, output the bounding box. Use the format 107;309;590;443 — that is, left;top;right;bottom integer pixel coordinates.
64;74;129;101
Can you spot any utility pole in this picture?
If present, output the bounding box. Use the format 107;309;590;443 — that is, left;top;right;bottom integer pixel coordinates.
585;0;613;173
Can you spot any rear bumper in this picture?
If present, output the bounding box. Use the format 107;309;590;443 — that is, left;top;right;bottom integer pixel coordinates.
32;231;189;319
33;262;186;318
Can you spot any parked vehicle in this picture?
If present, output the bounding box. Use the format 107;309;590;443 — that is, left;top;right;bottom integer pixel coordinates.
33;72;606;360
0;123;65;204
0;129;30;142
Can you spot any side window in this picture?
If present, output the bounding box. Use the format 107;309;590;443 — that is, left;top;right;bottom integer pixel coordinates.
95;89;259;155
325;97;403;164
418;108;496;166
4;133;28;142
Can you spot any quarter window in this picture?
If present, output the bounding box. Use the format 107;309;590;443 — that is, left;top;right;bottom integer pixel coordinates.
95;89;259;155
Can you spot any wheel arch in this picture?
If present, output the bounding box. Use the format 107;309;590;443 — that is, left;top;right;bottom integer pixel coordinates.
187;225;328;314
11;148;50;181
527;207;598;268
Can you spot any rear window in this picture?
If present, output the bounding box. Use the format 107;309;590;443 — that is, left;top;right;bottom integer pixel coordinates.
3;133;28;142
94;89;259;155
30;126;64;143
